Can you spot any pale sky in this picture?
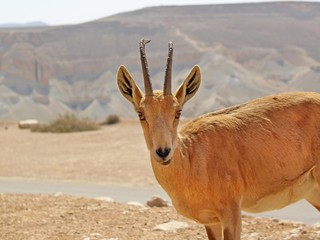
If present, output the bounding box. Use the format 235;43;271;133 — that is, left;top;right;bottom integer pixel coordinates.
1;0;318;26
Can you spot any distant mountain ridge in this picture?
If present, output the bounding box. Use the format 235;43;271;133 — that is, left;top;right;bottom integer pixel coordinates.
0;2;320;121
0;21;48;28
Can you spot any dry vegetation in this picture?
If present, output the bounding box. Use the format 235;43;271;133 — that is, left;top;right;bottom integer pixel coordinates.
102;114;121;125
31;113;100;133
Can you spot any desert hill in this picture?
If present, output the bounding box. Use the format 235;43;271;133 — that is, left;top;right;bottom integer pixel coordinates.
0;2;320;121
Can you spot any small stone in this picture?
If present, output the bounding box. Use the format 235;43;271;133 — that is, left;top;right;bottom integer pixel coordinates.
311;232;320;239
90;233;102;236
312;222;320;230
95;196;114;202
153;221;189;232
146;196;169;207
249;232;259;237
54;192;64;197
284;234;299;240
290;227;305;235
127;201;145;207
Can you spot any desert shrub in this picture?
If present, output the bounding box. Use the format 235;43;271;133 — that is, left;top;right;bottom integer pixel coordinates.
31;113;100;133
102;114;120;125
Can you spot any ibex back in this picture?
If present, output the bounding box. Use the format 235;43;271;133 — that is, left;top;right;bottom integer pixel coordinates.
117;39;320;240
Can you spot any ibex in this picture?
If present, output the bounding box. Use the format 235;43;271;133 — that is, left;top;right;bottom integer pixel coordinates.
116;39;320;240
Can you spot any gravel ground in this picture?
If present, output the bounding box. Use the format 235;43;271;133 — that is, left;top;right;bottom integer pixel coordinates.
1;193;320;240
0;121;319;239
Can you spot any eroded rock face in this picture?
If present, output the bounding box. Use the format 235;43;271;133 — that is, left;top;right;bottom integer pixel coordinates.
1;2;320;121
0;25;120;121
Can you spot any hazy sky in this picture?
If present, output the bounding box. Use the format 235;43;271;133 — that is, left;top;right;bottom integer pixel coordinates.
1;0;319;26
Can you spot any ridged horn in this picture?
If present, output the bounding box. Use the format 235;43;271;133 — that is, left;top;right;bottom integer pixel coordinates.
164;41;173;96
140;39;153;96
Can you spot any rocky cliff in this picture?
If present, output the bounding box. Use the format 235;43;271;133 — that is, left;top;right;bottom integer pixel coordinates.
0;2;320;121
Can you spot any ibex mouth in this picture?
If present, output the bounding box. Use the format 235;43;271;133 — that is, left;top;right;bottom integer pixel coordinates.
155;147;172;165
154;152;172;166
160;158;171;166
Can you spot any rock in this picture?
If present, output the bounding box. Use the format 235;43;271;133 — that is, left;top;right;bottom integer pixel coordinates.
53;192;64;197
311;231;320;239
278;220;305;227
312;222;320;230
127;202;145;207
90;233;102;237
146;196;169;207
18;119;39;129
95;196;114;202
283;226;306;240
82;233;106;240
246;232;259;240
153;221;189;232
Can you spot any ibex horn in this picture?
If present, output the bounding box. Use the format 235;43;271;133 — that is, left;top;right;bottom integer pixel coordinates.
164;41;173;96
140;39;153;96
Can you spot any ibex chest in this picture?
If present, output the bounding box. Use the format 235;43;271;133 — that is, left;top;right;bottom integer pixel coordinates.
167;182;226;224
152;161;223;224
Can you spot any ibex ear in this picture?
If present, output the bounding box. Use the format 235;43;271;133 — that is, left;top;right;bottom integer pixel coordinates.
175;65;201;106
117;65;143;108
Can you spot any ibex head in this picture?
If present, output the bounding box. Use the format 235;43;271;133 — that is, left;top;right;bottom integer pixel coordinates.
117;39;201;165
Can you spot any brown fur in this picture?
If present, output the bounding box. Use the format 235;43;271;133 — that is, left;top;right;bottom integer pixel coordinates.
117;64;320;240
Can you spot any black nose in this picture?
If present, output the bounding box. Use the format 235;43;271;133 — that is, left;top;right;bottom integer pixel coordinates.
156;147;171;159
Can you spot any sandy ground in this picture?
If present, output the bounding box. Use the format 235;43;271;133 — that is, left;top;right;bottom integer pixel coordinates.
0;121;320;239
0;121;154;186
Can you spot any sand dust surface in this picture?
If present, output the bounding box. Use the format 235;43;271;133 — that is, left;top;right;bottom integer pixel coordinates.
0;121;319;239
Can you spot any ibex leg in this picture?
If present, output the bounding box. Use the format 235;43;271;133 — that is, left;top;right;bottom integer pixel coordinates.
220;202;241;240
306;184;320;211
205;223;222;240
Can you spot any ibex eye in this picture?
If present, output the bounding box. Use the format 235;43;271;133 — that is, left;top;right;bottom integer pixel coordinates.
138;112;145;120
175;110;182;119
